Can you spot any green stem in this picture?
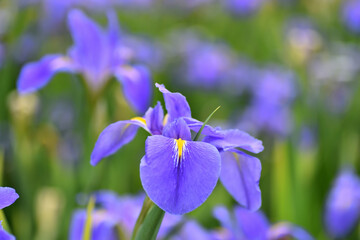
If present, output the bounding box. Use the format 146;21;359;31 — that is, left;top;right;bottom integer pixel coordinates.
131;196;153;240
134;204;165;240
193;106;221;141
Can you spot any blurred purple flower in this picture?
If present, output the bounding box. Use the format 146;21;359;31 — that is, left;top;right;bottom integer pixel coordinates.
342;0;360;34
285;18;322;63
91;83;263;214
172;220;217;240
58;133;83;167
240;66;296;137
0;187;19;240
213;206;313;240
177;36;235;89
17;9;152;114
117;35;164;70
308;44;360;114
223;0;265;16
184;44;234;88
69;191;181;240
325;168;360;238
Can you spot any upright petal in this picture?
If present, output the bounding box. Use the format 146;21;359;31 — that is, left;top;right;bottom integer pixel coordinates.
91;119;149;166
67;9;111;90
140;135;221;214
162;118;192;141
17;55;75;94
235;207;270;240
0;222;15;240
220;150;262;211
155;83;191;122
115;65;152;114
0;187;19;209
144;101;164;135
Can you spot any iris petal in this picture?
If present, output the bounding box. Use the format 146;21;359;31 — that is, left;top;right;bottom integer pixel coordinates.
67;9;111;90
324;169;360;238
0;222;15;240
155;83;191;122
184;118;264;153
213;206;236;233
0;187;19;210
162;118;191;141
235;207;270;240
268;223;314;240
91;119;149;166
144;102;164;135
115;65;152;114
220;150;262;211
140;135;221;214
17;55;75;94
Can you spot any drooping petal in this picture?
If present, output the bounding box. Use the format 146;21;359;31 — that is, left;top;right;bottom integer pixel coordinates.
144;101;164;135
115;65;152;114
17;55;75;94
67;9;111;90
69;210;118;240
268;223;314;240
91;119;149;166
140;135;221;214
0;187;19;210
183;117;222;136
235;207;270;240
162;118;192;141
184;118;263;153
0;222;15;240
324;169;360;238
220;150;262;211
155;83;191;122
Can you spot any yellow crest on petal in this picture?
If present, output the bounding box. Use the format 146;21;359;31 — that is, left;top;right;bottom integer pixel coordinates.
175;138;186;158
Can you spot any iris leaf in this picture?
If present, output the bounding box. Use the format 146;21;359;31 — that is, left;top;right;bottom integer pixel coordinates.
193;106;221;141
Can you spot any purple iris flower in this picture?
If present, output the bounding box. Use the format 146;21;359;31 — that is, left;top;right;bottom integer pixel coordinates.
324;169;360;238
17;9;152;114
69;191;181;240
91;83;263;214
0;187;19;240
342;0;360;34
213;206;313;240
